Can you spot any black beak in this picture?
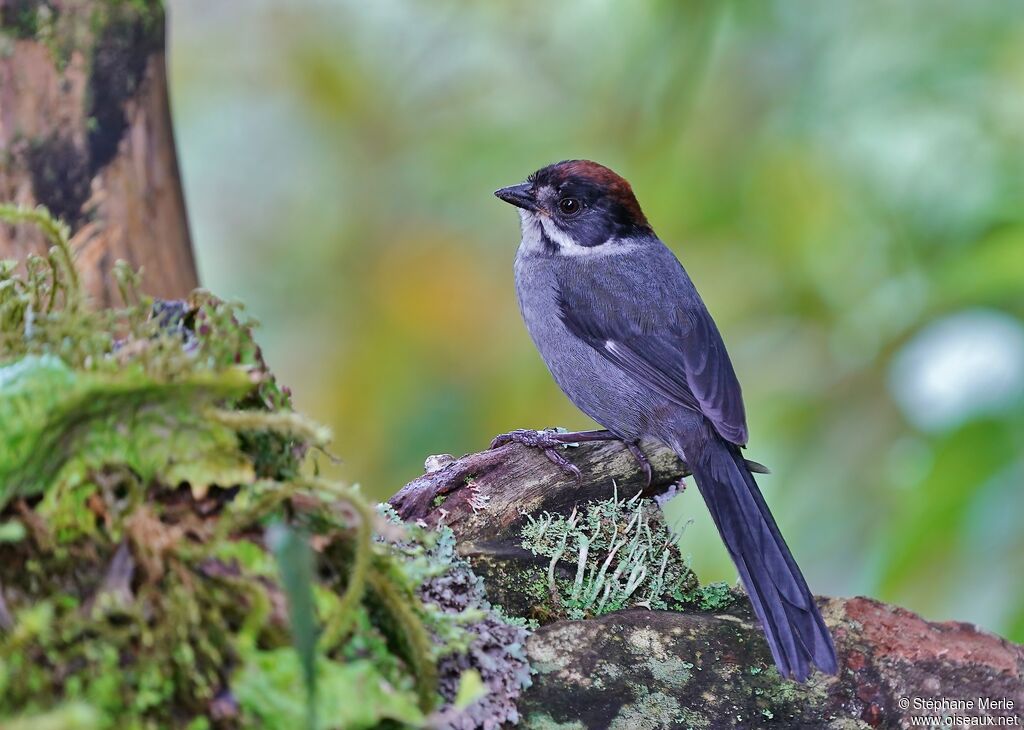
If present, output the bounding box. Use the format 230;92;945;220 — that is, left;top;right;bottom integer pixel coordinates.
494;183;537;212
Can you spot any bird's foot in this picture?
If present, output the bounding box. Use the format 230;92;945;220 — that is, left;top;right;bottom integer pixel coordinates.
489;429;582;484
490;428;654;487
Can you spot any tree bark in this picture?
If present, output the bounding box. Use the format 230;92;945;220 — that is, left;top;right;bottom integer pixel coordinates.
390;441;1024;729
0;0;197;306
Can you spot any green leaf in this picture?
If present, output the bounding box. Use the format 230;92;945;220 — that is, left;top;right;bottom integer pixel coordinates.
268;523;318;730
232;648;425;730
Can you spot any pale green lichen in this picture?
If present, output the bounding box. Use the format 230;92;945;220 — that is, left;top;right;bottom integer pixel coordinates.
677;708;711;730
646;654;694;688
523;713;586;730
525;623;580;675
519;484;739;621
608;689;682;730
521;486;699;620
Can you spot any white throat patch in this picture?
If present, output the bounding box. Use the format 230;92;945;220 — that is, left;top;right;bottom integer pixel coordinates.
517;211;631;257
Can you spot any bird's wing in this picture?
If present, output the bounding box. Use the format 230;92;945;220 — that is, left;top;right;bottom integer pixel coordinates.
554;249;748;446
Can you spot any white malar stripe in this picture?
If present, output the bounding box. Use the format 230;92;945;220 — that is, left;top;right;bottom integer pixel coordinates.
517;210;642;257
537;215;582;251
539;216;624;257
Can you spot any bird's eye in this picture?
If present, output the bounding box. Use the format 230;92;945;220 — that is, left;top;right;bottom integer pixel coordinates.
558;197;581;216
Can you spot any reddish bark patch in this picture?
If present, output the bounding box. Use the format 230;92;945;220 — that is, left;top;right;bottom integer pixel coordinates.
844;596;1024;676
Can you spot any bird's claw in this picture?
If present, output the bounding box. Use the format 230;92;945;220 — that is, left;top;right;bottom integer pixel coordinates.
542;448;583;485
624;441;653;488
489;429;583;484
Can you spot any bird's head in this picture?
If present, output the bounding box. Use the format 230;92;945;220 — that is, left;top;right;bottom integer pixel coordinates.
495;160;652;253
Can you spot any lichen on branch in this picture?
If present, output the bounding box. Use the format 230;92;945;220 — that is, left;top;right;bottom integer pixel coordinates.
518;485;737;622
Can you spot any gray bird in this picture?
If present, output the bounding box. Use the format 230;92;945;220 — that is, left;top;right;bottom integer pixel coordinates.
494;159;838;681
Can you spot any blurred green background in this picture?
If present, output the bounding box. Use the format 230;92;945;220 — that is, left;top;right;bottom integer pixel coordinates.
164;1;1024;641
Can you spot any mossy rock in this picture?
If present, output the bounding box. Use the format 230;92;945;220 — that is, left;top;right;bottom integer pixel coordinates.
519;609;841;730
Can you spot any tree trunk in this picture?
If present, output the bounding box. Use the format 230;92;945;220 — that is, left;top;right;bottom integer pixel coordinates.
0;0;197;306
390;441;1024;729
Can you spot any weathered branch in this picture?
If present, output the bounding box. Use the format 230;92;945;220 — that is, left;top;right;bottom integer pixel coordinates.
390;438;687;544
390;441;1024;729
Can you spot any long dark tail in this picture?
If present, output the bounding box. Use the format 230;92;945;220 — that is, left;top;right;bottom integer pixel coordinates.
681;433;838;681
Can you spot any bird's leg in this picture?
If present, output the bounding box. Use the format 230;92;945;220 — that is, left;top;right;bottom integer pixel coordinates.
489;428;652;487
623;441;653;488
547;430;653;488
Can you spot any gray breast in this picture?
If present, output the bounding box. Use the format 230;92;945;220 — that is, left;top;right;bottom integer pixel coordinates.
513;248;654;440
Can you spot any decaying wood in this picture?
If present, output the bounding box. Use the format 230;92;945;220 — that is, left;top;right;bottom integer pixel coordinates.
390;438;688;545
390;441;1024;729
0;0;197;305
391;438;692;617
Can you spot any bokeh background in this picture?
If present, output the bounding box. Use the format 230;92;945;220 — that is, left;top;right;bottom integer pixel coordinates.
164;1;1024;642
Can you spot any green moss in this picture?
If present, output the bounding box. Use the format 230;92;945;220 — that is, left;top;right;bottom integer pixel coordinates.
0;1;54;40
0;355;255;506
0;205;530;728
672;581;738;612
720;660;832;724
525;572;550;600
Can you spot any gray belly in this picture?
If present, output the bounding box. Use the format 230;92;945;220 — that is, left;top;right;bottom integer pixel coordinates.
514;255;654;440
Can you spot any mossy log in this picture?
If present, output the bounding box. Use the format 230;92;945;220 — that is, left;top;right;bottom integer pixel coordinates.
389;442;1024;729
0;0;196;305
